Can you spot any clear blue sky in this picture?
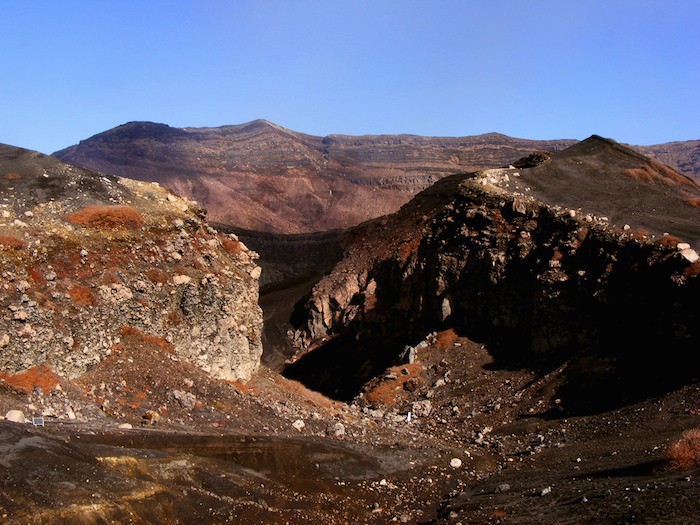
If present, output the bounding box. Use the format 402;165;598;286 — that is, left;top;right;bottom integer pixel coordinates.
2;1;698;154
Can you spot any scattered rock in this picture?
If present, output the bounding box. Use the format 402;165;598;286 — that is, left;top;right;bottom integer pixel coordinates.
450;458;462;468
5;410;26;423
118;423;133;430
172;274;192;285
173;390;197;410
328;422;345;437
412;400;432;418
292;419;305;432
680;248;699;263
142;411;161;425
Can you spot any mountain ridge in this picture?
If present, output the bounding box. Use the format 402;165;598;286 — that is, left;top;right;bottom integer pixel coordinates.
53;121;700;234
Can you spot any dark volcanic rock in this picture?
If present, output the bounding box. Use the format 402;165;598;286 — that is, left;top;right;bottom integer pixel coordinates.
285;137;700;411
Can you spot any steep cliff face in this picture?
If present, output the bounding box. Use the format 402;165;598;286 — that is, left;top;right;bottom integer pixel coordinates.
0;144;262;382
285;137;700;410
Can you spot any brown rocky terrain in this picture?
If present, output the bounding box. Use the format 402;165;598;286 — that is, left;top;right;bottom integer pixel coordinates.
0;143;263;383
2;138;700;524
53;121;700;235
53;121;576;233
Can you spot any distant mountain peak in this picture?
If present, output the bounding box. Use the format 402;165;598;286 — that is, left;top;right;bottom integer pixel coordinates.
86;121;187;143
561;134;654;165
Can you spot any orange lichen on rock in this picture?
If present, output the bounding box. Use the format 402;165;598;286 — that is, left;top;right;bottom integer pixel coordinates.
363;362;424;407
0;234;26;250
0;365;64;393
625;167;656;184
666;428;700;469
654;235;683;249
27;266;47;287
65;205;144;229
398;238;421;260
687;198;700;208
3;172;21;180
274;375;337;409
68;284;97;307
221;237;244;255
146;267;169;284
684;261;700;278
434;328;459;350
625;163;692;187
120;326;175;354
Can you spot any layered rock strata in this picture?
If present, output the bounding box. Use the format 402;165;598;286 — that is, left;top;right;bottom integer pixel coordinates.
54;120;700;234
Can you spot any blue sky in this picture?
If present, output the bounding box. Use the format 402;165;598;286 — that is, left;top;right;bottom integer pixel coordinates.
2;1;698;153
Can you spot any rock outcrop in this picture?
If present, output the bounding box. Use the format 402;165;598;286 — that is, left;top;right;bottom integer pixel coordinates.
285;137;700;411
0;143;262;382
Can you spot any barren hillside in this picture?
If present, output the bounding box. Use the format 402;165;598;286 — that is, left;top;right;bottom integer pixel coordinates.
54;121;700;235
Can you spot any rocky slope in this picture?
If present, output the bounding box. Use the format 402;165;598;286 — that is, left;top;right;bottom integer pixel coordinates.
285;136;700;412
53;121;700;235
53;121;576;233
2;140;700;524
0;143;263;383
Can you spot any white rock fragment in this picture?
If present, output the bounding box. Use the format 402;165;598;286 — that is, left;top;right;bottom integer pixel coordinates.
13;309;28;321
5;410;26;423
250;266;262;280
292;419;305;432
173;274;192;285
329;422;345;437
450;458;462;468
441;296;452;321
99;283;133;302
680;248;699;263
118;423;133;430
412;400;432;418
